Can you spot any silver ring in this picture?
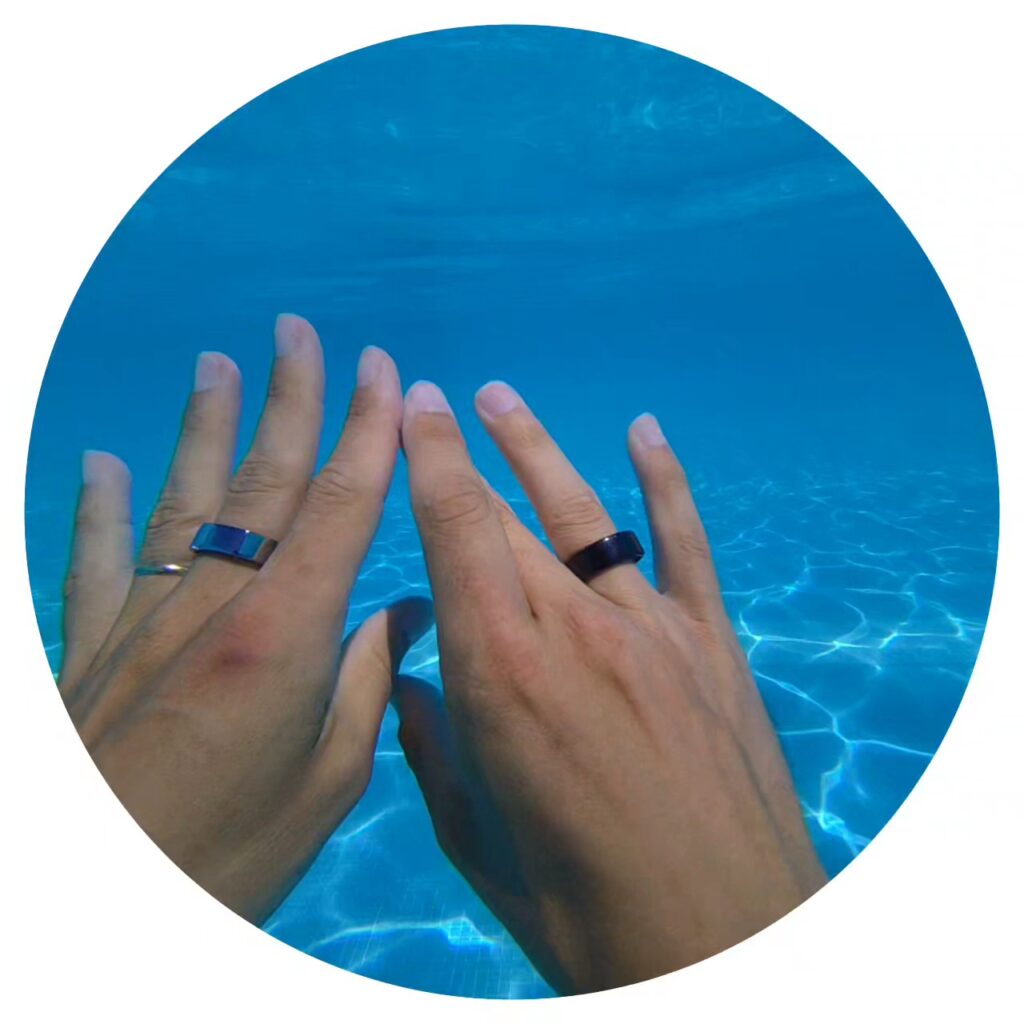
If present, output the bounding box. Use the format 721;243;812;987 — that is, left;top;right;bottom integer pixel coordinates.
134;563;189;577
190;522;278;568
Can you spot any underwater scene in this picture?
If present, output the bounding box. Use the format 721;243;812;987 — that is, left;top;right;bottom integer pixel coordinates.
27;26;997;997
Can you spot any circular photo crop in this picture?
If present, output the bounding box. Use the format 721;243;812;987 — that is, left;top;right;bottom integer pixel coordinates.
27;25;997;998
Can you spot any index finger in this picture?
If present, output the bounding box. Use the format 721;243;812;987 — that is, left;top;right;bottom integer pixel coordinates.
401;381;532;640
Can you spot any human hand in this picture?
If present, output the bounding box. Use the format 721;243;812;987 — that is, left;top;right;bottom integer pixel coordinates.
394;380;826;994
58;315;432;924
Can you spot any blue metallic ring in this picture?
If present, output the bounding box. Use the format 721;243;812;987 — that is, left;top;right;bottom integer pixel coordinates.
190;522;278;568
564;530;645;583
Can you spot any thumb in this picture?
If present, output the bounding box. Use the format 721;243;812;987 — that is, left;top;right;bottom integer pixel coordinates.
392;674;477;868
311;595;433;794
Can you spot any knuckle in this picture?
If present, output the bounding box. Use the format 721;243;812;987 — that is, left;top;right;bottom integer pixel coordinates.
491;631;542;686
228;452;299;500
500;413;547;452
471;617;543;695
415;477;492;535
548;490;608;534
62;563;120;603
673;528;712;564
442;621;540;719
562;591;629;651
634;607;680;657
143;494;207;556
306;461;377;515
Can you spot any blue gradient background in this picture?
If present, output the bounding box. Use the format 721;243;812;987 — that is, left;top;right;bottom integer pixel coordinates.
27;26;997;998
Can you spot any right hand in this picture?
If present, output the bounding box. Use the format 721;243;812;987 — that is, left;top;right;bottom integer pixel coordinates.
394;380;825;994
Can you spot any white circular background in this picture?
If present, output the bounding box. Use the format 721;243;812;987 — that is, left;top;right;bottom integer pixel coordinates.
2;2;1021;1020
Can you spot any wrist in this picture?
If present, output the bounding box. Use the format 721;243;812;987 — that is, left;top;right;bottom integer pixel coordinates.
528;861;824;994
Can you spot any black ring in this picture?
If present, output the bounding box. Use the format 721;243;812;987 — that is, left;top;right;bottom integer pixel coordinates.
564;530;645;583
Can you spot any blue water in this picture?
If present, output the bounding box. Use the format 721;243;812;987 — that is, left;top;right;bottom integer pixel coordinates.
26;26;997;998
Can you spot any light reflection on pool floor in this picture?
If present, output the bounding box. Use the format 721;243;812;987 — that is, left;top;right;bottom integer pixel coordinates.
266;464;995;997
29;465;996;998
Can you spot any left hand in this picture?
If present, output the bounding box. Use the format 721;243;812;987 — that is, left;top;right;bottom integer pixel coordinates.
58;315;431;923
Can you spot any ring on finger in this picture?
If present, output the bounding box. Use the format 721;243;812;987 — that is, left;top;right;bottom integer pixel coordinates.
564;530;645;584
190;522;278;568
134;562;190;577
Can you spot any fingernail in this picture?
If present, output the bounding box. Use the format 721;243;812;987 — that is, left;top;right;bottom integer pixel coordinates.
194;351;228;391
275;312;308;357
82;450;109;486
631;413;667;448
475;381;523;419
357;345;387;387
405;380;452;416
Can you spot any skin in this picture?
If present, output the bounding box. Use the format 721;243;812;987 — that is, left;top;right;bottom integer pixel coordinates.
59;314;432;924
394;379;827;995
59;326;823;988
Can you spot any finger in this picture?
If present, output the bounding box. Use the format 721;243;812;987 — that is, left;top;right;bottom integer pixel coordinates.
474;381;649;606
257;345;403;635
71;316;324;737
402;381;533;641
98;351;241;655
171;313;325;613
627;413;723;619
481;478;574;605
392;674;474;864
59;452;133;700
311;597;435;796
394;675;531;920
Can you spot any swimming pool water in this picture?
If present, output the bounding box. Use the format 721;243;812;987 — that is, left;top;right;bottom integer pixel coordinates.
26;25;997;998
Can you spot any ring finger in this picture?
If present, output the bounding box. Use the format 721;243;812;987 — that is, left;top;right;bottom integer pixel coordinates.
474;381;650;607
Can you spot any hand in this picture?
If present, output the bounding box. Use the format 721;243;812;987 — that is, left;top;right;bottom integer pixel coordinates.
394;380;826;994
58;315;432;924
